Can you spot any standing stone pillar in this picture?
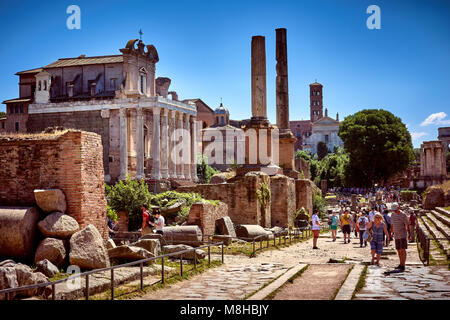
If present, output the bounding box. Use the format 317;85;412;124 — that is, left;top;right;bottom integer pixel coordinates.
135;107;145;179
426;148;432;176
276;28;290;132
184;115;192;180
191;116;198;182
169;110;177;178
119;107;128;180
160;108;169;179
177;112;185;179
152;107;161;180
251;36;267;119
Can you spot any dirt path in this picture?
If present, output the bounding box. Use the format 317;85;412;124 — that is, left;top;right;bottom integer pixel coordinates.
272;264;352;300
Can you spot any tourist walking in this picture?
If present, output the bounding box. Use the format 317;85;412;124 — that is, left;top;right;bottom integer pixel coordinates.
367;213;390;266
390;202;409;272
330;211;339;241
382;210;392;246
340;208;352;244
408;211;417;243
312;210;321;249
140;204;152;235
357;212;369;247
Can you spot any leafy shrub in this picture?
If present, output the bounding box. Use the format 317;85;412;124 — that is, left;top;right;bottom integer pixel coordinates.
197;155;220;183
106;205;117;222
313;194;327;218
105;175;153;231
401;190;417;201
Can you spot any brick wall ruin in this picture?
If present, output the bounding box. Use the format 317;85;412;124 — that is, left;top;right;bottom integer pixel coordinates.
295;179;313;215
178;172;270;227
0;130;108;238
187;201;228;236
270;175;296;227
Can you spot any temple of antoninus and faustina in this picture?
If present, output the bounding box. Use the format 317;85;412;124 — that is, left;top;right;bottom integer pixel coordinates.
2;39;198;184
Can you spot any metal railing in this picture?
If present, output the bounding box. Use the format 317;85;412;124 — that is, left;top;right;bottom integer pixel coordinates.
0;241;224;301
416;224;430;265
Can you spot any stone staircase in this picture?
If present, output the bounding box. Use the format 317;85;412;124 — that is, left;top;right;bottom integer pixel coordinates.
418;207;450;264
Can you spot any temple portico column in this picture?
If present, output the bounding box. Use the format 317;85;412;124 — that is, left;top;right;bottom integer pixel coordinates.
435;146;442;177
161;108;169;179
136;106;145;179
184;114;192;180
425;147;432;176
177;111;185;179
251;36;267;119
119;107;128;180
169;110;177;178
191;116;198;182
152;107;162;180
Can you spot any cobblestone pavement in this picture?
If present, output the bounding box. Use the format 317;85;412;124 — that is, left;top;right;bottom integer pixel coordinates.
137;262;289;300
134;231;447;300
355;265;450;300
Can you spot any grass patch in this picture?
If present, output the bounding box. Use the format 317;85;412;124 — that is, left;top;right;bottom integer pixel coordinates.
331;265;354;300
263;264;309;300
209;230;327;258
49;273;72;282
351;265;368;299
87;259;222;300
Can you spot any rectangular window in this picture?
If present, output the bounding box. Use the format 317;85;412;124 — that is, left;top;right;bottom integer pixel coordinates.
43;80;47;91
110;78;117;90
15;105;18;114
15;122;19;132
9;106;13;114
325;135;329;143
38;81;42;91
20;105;24;114
1;122;4;129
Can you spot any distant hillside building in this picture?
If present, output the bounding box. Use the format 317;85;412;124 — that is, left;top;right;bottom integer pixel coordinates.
289;82;343;153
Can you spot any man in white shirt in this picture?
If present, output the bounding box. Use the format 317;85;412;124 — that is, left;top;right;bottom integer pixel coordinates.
369;208;376;222
311;210;321;249
150;209;165;235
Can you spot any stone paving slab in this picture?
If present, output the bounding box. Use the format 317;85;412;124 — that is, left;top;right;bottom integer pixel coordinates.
354;265;450;300
136;262;290;300
335;264;364;300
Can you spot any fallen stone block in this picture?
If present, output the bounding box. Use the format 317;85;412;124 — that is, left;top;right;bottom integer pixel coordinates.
162;244;206;260
69;224;110;270
211;235;232;246
108;245;155;262
35;259;60;278
106;239;116;250
38;212;79;239
34;189;67;213
235;225;272;240
14;263;49;298
162;226;203;247
131;239;161;256
215;216;236;237
0;207;40;261
162;199;186;214
35;238;68;268
0;266;18;300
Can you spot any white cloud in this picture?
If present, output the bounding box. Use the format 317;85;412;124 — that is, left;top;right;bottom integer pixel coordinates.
420;112;450;126
410;132;428;140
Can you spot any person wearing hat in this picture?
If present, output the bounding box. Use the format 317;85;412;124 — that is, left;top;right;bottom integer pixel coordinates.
390;202;409;271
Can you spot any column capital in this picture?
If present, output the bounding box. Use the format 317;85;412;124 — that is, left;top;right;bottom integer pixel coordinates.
170;110;177;118
119;107;127;117
162;108;169;116
152;106;160;115
136;106;143;117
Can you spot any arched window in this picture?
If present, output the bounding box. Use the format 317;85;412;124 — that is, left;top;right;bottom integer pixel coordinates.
139;67;147;95
38;81;42;91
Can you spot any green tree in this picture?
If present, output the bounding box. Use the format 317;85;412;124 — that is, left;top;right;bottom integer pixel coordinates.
317;141;329;160
338;109;414;187
0;111;6;118
196;154;219;183
295;149;312;161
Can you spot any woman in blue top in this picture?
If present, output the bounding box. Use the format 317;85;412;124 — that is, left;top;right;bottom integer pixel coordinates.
367;213;390;266
330;211;339;242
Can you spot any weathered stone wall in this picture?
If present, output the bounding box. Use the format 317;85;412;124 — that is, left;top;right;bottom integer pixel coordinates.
295;158;310;179
178;172;270;227
295;179;313;215
270;175;296;227
187;202;228;236
0;130;108;239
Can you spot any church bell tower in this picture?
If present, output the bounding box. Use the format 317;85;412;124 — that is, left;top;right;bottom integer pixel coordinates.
310;81;323;122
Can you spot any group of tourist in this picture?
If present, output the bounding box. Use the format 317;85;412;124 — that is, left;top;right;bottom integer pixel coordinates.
335;186;402;205
141;204;165;235
312;201;417;272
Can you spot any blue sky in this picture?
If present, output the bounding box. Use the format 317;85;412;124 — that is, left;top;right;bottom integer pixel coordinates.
0;0;449;147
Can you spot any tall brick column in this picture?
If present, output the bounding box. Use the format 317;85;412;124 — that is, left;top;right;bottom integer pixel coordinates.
251;36;267;119
160;108;169;179
152;107;161;180
276;28;290;133
119;107;128;180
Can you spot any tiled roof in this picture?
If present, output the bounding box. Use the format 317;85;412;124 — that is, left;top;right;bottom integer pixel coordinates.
44;55;123;68
15;68;43;75
2;98;32;104
310;82;322;86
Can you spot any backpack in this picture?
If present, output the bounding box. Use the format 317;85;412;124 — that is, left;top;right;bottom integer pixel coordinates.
328;217;332;226
359;218;366;229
